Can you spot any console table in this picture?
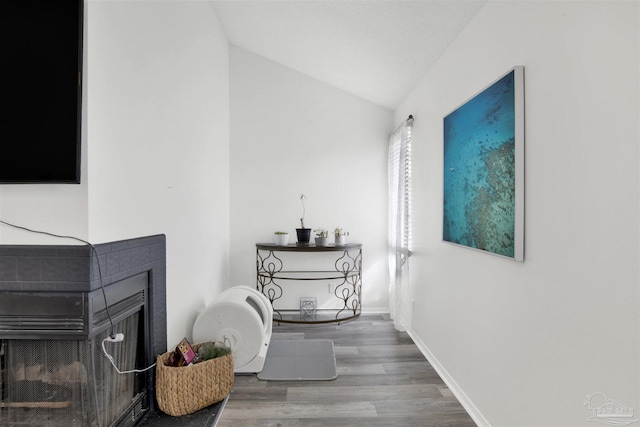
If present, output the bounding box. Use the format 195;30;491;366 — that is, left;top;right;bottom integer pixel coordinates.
256;243;362;324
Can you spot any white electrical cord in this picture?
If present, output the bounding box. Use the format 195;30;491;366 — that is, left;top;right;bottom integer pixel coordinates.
101;336;156;375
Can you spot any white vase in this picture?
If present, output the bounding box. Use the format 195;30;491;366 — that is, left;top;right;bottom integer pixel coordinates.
315;237;330;247
273;233;289;246
335;235;346;245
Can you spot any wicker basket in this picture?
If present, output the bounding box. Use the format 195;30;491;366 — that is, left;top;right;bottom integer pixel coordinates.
155;343;234;416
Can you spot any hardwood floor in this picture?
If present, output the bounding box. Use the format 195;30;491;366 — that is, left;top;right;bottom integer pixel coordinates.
217;314;476;427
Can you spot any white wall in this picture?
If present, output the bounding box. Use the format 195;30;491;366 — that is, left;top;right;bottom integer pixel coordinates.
87;0;230;346
395;1;639;426
229;47;393;312
0;183;89;244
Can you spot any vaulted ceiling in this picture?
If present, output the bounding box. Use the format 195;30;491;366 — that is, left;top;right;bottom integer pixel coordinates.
211;0;487;110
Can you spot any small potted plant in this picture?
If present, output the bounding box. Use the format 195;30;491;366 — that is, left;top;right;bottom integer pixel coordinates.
334;227;349;245
314;229;330;247
296;194;311;245
273;231;289;246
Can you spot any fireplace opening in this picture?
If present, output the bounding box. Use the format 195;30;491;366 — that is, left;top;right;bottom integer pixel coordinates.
1;311;147;426
0;274;150;427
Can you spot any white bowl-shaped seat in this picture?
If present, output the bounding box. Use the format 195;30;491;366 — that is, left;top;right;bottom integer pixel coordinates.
192;286;272;372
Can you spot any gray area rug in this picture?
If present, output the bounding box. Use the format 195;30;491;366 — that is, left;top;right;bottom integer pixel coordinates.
257;339;337;381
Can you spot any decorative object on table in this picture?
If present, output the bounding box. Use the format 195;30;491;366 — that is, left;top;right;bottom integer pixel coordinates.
156;341;234;416
273;231;289;246
334;227;349;245
300;297;317;319
314;229;330;247
443;66;524;261
296;193;311;245
296;228;311;245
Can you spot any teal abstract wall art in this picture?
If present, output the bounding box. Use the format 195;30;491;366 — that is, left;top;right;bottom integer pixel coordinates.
443;66;524;261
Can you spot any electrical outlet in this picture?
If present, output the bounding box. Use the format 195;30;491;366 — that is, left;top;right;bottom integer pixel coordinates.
328;283;336;293
107;333;125;342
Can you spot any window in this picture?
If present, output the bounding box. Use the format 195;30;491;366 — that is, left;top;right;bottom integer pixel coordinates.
388;115;413;330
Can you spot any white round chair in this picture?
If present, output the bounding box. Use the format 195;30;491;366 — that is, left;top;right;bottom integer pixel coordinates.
192;286;272;373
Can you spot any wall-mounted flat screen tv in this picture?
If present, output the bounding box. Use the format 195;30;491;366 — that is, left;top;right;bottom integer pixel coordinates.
0;0;83;184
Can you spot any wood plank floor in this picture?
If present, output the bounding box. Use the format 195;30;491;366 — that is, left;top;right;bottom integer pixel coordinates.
217;314;476;427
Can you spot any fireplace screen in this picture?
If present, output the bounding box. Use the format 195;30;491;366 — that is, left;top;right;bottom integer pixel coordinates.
0;313;147;427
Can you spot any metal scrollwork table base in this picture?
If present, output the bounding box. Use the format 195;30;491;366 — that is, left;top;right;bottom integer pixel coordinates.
256;243;362;324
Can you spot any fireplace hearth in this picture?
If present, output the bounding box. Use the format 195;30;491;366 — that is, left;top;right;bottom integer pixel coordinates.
0;235;166;426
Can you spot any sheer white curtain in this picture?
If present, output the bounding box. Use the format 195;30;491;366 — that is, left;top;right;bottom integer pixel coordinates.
388;116;413;331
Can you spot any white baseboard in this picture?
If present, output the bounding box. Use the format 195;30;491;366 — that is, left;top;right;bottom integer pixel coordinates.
406;329;491;427
361;307;390;314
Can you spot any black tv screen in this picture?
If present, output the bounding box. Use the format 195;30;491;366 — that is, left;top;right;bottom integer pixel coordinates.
0;0;83;184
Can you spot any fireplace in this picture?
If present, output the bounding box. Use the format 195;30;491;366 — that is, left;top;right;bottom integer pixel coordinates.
0;235;166;426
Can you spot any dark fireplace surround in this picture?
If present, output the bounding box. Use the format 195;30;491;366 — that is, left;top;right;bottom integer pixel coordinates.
0;234;167;426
